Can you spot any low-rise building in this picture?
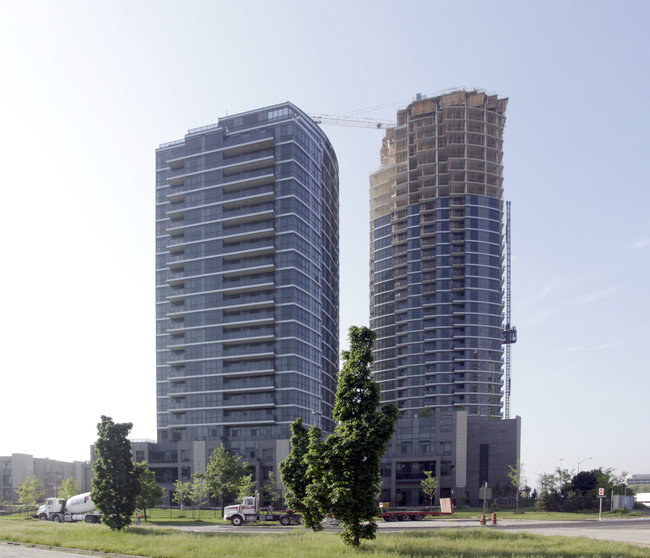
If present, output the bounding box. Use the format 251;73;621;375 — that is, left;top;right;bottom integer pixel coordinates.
0;453;91;503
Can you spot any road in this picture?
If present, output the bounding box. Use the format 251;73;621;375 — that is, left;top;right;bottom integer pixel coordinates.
1;517;649;558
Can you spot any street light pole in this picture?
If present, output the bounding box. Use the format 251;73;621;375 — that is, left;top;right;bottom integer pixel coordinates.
577;457;593;473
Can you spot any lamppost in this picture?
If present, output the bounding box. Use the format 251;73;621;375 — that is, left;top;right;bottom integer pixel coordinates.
577;457;592;473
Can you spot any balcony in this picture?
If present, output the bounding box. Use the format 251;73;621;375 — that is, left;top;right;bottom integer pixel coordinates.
221;169;275;192
166;289;184;303
166;272;184;286
222;155;274;176
222;376;275;392
222;280;274;296
220;204;274;224
167;306;186;320
222;136;275;157
222;221;274;242
167;207;185;220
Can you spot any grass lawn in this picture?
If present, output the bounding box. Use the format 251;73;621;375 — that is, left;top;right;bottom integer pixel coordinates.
1;513;648;558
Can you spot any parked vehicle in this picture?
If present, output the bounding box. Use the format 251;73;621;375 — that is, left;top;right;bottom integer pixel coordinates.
224;493;301;526
377;497;454;521
35;492;102;523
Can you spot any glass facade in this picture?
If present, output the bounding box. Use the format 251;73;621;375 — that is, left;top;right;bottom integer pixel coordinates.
155;103;339;465
370;91;510;503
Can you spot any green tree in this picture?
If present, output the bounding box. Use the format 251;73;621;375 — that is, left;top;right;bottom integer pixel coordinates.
317;326;399;546
172;479;192;515
507;461;526;514
238;473;256;502
58;477;80;499
204;444;249;514
16;476;45;510
303;424;329;530
421;471;438;507
571;470;598;495
91;415;140;530
134;462;164;521
190;474;209;519
536;467;570;511
261;471;282;507
280;418;314;516
280;418;327;530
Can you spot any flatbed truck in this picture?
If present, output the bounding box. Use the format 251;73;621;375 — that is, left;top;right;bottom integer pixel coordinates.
377;497;454;521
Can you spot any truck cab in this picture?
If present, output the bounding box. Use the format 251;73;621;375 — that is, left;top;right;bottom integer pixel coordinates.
37;498;66;522
224;496;258;526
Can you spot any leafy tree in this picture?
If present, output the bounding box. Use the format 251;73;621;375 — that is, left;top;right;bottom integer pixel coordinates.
261;471;282;507
190;474;209;519
507;461;526;514
91;415;140;530
238;473;256;502
58;477;80;500
134;462;164;521
537;466;629;512
316;326;399;546
594;467;628;495
204;444;249;514
16;476;45;510
303;424;329;530
280;418;312;513
571;470;598;495
172;479;191;515
280;418;327;530
421;471;438;507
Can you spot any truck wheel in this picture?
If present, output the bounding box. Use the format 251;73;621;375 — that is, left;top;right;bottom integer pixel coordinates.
387;514;398;522
412;514;424;521
279;515;292;526
230;516;244;527
52;515;62;523
39;515;48;521
85;516;94;523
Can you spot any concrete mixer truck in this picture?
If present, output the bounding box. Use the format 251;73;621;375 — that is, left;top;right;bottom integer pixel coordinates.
35;492;102;523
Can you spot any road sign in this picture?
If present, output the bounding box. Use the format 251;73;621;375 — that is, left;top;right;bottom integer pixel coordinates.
479;487;492;500
598;488;605;496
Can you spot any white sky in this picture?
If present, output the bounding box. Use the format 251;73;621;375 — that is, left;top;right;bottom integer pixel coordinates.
1;0;648;489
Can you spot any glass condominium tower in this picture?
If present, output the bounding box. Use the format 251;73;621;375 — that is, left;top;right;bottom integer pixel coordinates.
155;103;339;464
370;90;508;419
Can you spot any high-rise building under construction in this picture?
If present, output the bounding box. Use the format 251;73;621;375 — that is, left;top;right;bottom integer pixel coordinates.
369;91;519;504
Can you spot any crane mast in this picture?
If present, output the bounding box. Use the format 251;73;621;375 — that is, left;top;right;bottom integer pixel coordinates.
503;201;517;419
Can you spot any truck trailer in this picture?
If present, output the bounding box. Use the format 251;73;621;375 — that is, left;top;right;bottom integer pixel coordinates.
377;498;454;521
36;492;102;523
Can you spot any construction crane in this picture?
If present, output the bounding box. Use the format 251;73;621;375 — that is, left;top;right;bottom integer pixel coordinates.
503;201;517;419
309;114;396;129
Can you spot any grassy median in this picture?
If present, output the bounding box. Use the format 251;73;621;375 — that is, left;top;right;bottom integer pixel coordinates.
0;514;648;558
